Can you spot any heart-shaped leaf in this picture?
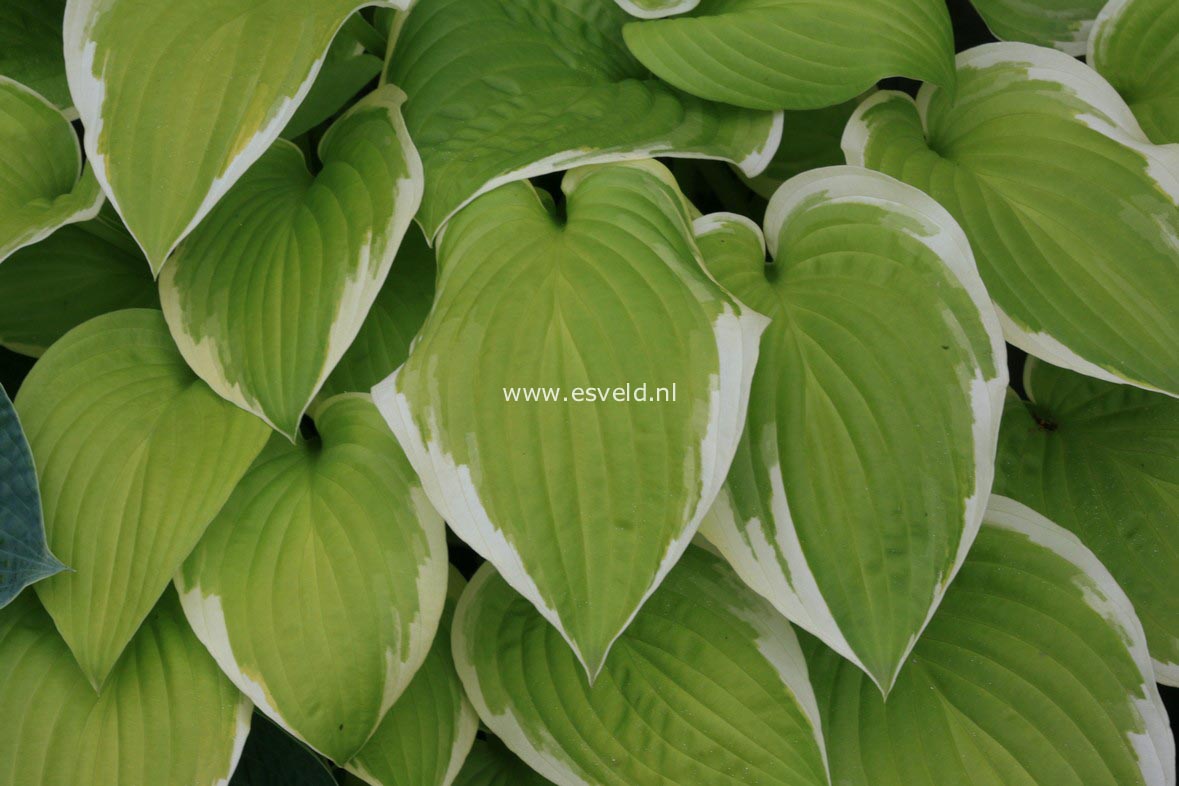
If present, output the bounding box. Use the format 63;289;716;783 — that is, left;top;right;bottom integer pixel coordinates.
178;393;448;763
14;309;271;689
159;86;423;439
698;166;1007;693
345;567;479;786
846;43;1179;397
453;546;830;786
1090;0;1179;144
0;76;102;265
318;224;435;402
804;496;1175;786
384;0;781;238
230;713;336;786
619;0;955;110
0;383;64;608
969;0;1104;55
453;738;555;786
374;160;767;677
0;588;251;786
0;204;157;357
997;357;1179;684
63;0;409;270
0;0;70;112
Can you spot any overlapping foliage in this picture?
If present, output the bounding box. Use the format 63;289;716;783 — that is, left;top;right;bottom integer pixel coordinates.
0;0;1175;784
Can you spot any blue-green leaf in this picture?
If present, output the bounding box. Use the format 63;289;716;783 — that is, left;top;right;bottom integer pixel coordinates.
0;384;64;608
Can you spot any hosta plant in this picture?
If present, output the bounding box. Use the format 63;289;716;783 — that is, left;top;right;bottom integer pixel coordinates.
0;0;1176;785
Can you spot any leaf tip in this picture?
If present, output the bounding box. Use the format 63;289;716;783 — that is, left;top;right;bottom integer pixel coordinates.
571;636;620;687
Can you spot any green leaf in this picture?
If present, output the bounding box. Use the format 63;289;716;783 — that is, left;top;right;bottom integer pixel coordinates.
619;0;955;111
63;0;410;271
159;86;423;439
969;0;1105;54
318;224;435;401
453;738;555;786
230;713;336;786
0;77;103;265
282;21;383;140
1090;0;1179;144
0;0;71;112
847;43;1179;397
698;167;1007;694
342;13;388;56
345;567;479;786
0;588;251;786
736;98;865;199
0;384;64;608
14;309;271;689
804;496;1175;786
384;0;781;238
375;160;768;678
177;393;448;763
996;357;1179;685
453;546;829;786
0;204;158;357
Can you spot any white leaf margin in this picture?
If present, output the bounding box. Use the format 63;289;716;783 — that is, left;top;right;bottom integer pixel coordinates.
613;0;700;20
1088;0;1136;64
216;695;256;786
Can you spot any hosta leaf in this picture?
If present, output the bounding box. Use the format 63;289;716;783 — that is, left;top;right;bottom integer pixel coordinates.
230;713;336;786
0;204;157;357
14;309;270;689
454;546;829;786
997;358;1179;684
804;496;1175;786
698;167;1007;693
0;384;64;608
385;0;781;238
374;160;767;677
63;0;409;271
0;77;102;264
345;567;479;786
160;86;423;439
178;393;448;763
619;0;955;111
846;44;1179;397
0;589;251;786
1090;0;1179;144
318;225;435;401
0;0;70;111
282;21;384;140
969;0;1104;54
453;738;555;786
737;99;865;199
